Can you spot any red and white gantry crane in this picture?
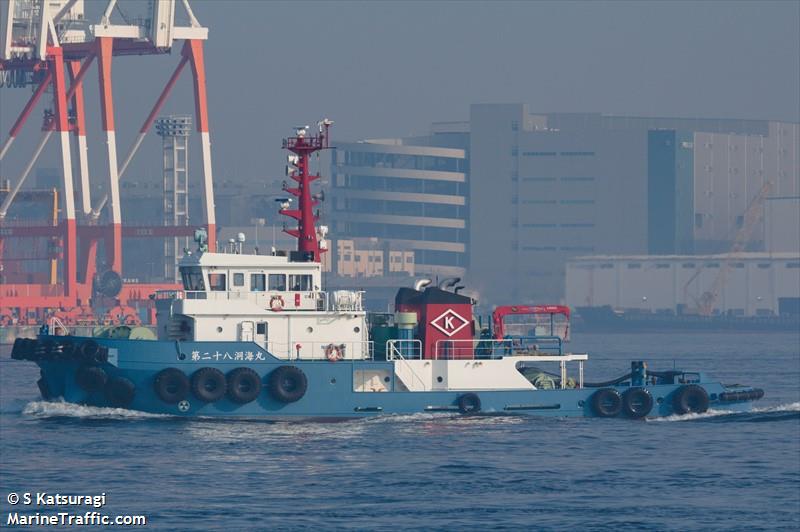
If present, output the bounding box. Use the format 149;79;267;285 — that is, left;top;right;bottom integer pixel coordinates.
0;0;217;325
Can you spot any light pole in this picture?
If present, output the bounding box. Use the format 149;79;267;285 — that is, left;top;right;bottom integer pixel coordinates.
250;217;266;248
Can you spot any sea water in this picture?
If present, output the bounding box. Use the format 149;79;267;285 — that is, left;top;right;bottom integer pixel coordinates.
1;332;798;531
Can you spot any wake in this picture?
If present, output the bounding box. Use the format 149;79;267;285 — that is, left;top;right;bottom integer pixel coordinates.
17;400;800;423
648;402;800;423
22;400;170;420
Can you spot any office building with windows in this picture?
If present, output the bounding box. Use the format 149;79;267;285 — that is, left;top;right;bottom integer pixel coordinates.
329;135;469;279
327;105;798;307
469;105;798;305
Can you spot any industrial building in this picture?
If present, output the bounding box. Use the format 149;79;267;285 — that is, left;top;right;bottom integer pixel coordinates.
649;124;799;254
565;252;800;317
765;197;800;253
468;105;649;304
566;190;800;317
470;106;799;305
323;106;798;308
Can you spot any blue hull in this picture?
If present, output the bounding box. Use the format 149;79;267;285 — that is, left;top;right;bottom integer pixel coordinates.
16;336;762;420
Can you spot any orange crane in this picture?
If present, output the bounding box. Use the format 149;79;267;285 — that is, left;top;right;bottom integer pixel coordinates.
684;180;774;316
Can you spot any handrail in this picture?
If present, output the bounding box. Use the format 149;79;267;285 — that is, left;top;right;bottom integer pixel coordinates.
435;337;565;360
153;289;364;312
385;339;423;360
386;340;428;391
267;340;374;361
48;316;69;336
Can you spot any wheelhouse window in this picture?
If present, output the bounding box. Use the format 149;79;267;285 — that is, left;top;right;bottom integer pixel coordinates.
251;273;266;292
181;267;205;291
269;274;286;291
208;273;227;291
289;274;312;291
233;273;245;287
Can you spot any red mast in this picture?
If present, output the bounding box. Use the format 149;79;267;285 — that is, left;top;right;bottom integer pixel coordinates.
280;121;332;261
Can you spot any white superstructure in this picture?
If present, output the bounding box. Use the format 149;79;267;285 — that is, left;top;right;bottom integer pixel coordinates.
152;246;588;393
155;250;369;360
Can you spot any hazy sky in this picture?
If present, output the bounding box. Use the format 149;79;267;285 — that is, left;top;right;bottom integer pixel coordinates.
1;0;798;191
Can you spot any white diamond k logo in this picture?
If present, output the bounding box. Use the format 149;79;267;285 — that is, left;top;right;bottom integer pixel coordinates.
430;309;469;337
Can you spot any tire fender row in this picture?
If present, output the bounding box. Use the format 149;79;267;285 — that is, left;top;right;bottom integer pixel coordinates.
153;365;307;407
719;389;764;402
589;384;712;418
12;337;109;364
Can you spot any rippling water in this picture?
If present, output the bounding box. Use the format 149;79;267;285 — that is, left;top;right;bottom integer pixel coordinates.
1;332;799;531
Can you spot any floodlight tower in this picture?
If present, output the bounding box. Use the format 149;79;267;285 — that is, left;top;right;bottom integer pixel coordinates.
155;115;191;281
280;120;333;261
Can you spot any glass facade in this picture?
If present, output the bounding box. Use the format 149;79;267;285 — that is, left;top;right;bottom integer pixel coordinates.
344;151;466;173
332;143;468;275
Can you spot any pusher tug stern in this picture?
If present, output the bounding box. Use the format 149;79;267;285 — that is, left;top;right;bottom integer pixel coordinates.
11;123;764;420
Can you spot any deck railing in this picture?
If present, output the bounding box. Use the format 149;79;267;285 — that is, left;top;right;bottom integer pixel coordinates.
385;339;428;391
154;289;364;312
385;339;424;360
434;336;563;360
267;340;374;361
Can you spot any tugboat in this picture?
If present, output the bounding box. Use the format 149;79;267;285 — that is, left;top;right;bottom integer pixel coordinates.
11;123;765;419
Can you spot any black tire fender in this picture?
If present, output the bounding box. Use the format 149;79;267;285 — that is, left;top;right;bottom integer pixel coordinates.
672;384;710;415
105;376;136;408
457;392;482;414
11;338;34;360
622;387;653;419
226;367;263;404
80;340;100;361
75;364;108;392
191;367;227;402
590;388;623;417
267;366;307;403
154;368;190;404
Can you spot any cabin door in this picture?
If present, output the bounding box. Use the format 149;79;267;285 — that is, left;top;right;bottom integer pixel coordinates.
255;322;269;350
239;321;254;342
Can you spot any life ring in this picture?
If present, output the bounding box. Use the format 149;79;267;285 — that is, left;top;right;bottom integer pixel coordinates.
325;344;343;362
590;388;622;417
457;392;482;414
154;368;190;404
270;295;285;312
672;384;709;415
622;387;653;419
190;367;227;402
76;364;108;392
226;367;262;404
267;366;307;403
104;376;136;407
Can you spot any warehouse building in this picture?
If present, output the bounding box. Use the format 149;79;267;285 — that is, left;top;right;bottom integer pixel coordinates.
565;252;800;317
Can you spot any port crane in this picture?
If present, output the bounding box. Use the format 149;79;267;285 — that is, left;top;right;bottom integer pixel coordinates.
0;0;216;325
683;180;774;316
